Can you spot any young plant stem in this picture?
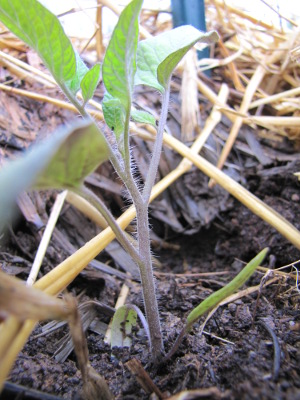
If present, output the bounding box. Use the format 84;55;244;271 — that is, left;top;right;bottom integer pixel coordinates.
135;200;164;359
123;101;132;175
68;80;165;359
129;84;171;359
79;186;164;358
122;114;165;358
142;83;171;204
62;85;89;119
108;144;142;206
76;185;140;265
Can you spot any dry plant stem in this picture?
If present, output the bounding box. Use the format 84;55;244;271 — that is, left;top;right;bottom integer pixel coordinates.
0;323;31;390
27;190;67;286
212;65;265;174
249;86;300;109
0;319;34;390
96;2;103;59
125;358;164;399
66;296;113;400
0;58;54;87
246;115;300;127
0;83;77;111
218;38;243;91
0;50;55;86
0;271;71;322
214;0;274;29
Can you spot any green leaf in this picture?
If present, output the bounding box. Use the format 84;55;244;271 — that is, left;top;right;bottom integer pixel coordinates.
81;63;101;106
135;26;219;92
131;109;156;127
34;122;108;189
0;0;88;96
111;306;137;348
102;0;143;109
186;248;269;329
102;93;126;140
0;121;108;231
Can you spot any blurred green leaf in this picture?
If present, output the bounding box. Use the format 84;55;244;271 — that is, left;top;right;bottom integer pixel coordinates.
34;122;108;189
0;121;108;231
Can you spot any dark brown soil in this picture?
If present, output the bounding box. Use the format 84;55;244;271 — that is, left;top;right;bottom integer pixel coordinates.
1;159;300;400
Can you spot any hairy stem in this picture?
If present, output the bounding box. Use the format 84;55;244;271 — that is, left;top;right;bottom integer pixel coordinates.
123;101;132;176
142;83;170;204
79;185;164;358
135;200;164;359
128;85;172;359
129;84;172;359
69;88;140;205
68;84;165;359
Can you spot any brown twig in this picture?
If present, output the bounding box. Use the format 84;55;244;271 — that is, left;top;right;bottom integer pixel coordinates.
125;358;165;399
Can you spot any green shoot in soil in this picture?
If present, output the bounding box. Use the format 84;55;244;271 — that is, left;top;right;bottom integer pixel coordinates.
165;248;269;359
